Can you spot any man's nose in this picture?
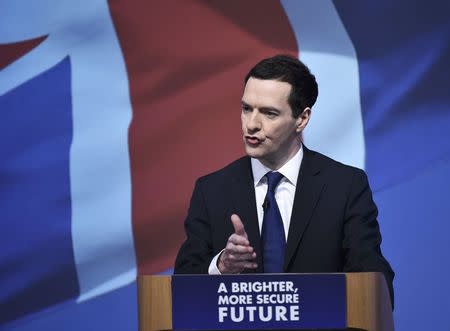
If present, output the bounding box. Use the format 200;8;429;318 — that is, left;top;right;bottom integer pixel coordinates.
246;112;261;132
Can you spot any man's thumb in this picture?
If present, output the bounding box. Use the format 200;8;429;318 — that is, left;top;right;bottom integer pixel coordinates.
231;214;247;238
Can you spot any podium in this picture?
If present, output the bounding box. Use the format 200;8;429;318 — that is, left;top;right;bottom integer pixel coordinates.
138;273;393;331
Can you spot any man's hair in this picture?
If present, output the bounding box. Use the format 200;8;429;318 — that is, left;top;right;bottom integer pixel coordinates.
244;55;318;118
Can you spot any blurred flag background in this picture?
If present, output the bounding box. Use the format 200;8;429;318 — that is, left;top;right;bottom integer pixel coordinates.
1;1;449;330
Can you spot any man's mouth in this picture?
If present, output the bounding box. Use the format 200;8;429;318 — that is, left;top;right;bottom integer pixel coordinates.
245;136;262;146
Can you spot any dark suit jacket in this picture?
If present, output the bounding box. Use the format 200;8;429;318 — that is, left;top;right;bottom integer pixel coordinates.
174;146;394;306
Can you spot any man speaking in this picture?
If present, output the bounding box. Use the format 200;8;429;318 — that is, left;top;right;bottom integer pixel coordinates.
174;55;394;305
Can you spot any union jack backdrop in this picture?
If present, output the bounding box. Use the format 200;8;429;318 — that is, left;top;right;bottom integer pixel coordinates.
1;1;449;330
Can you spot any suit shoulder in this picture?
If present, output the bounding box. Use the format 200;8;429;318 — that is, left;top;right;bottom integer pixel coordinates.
196;156;250;185
307;148;366;178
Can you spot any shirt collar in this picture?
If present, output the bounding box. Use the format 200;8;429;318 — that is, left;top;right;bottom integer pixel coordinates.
251;144;303;187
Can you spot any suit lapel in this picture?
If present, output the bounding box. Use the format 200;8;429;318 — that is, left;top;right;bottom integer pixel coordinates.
284;146;325;270
230;158;263;273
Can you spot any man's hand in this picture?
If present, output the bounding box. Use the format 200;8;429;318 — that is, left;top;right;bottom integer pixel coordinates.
218;214;257;274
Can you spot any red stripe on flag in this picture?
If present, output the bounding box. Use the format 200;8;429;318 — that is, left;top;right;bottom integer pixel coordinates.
0;36;47;71
109;1;298;274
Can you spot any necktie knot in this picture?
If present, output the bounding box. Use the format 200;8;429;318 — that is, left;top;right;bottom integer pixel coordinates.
265;171;284;193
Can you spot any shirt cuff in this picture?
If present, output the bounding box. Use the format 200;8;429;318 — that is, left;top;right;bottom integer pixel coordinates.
208;250;225;274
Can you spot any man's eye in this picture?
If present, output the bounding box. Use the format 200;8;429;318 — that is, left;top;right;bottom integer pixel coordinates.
242;106;251;112
266;112;278;118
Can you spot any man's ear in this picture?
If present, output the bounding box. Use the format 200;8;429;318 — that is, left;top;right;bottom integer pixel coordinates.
296;107;311;133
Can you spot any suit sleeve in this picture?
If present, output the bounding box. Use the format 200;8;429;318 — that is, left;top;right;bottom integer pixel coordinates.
342;169;395;308
174;178;213;274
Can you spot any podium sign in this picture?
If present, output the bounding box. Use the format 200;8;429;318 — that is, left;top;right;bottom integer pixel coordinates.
172;274;346;330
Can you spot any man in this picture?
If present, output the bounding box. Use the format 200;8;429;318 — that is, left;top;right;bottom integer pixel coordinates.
174;55;394;306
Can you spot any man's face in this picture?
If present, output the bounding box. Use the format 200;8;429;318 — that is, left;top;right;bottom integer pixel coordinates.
241;77;308;169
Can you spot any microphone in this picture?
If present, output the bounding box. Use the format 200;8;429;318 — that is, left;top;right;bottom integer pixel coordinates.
262;197;269;212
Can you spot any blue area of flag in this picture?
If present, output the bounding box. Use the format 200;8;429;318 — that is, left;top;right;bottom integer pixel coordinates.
375;157;450;330
334;1;450;329
334;1;450;191
1;282;137;331
0;57;79;325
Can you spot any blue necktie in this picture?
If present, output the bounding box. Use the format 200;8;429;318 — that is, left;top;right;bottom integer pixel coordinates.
262;171;285;273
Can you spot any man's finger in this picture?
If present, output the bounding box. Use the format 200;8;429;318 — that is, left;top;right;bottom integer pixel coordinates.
226;242;254;254
218;249;258;274
231;214;247;238
226;252;256;261
227;234;250;246
225;261;258;270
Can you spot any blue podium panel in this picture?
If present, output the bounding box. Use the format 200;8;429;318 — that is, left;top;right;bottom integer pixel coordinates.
172;274;346;330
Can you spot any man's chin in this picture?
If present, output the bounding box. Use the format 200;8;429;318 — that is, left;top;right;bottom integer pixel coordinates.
244;146;263;159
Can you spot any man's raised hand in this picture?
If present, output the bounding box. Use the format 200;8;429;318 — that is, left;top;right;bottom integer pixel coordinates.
218;214;257;273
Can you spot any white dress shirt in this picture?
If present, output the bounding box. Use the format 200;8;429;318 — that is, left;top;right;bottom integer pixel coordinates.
208;145;304;274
